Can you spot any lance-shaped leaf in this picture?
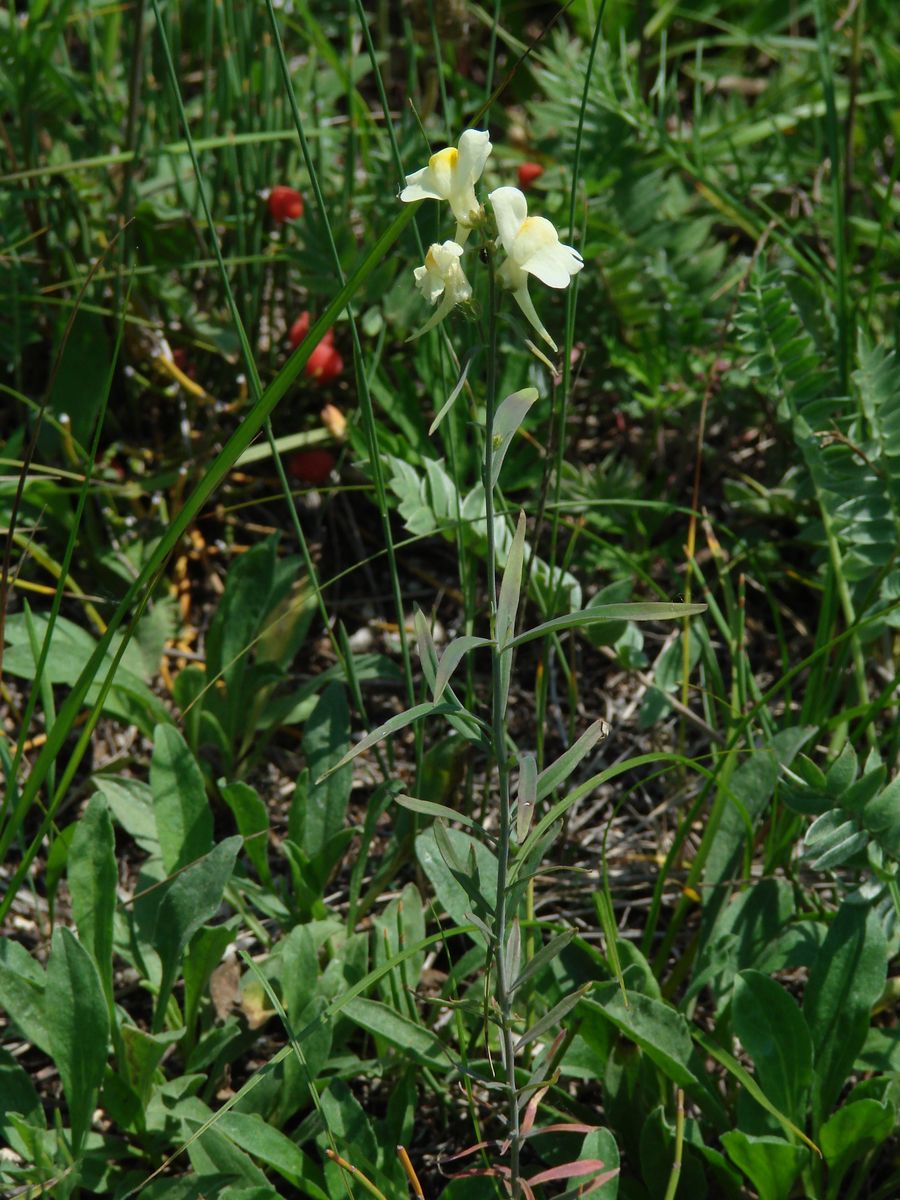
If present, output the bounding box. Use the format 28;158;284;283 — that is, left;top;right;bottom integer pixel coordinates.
537;718;609;801
516;984;590;1051
430;345;481;435
508;602;707;649
516;751;537;842
394;792;486;838
527;1161;617;1189
434;635;491;703
490;387;539;488
317;700;454;782
510;929;574;995
504;919;522;986
415;608;438;681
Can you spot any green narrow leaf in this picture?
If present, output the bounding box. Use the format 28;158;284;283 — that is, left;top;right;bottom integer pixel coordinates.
516;984;590;1051
510;929;574;995
537;718;609;801
68;792;117;1011
317;699;452;781
497;510;527;651
150;723;214;874
46;927;110;1154
429;345;480;435
394;792;485;836
490;388;539;488
433;635;491;703
509;603;707;649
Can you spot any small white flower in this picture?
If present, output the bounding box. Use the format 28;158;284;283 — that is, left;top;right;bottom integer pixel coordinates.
400;129;492;241
410;240;472;337
488;186;583;351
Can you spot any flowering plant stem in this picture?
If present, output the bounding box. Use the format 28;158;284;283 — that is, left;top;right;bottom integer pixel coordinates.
483;248;522;1196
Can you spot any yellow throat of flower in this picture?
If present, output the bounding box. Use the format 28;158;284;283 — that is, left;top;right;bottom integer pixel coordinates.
428;147;458;172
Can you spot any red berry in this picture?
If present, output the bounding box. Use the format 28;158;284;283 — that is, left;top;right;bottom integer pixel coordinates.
288;312;311;347
267;186;304;221
287;449;336;484
517;161;544;189
305;340;343;382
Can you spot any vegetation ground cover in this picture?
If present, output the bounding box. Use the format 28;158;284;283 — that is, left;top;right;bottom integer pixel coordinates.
1;2;898;1198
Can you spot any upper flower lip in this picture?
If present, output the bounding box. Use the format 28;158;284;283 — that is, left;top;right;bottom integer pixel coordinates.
400;129;493;226
489;186;583;289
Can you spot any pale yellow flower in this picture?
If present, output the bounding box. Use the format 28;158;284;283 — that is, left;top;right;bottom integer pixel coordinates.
410;240;472;337
489;186;583;351
401;129;492;242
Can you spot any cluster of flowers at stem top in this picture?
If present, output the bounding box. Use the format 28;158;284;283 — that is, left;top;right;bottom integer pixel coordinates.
400;130;583;351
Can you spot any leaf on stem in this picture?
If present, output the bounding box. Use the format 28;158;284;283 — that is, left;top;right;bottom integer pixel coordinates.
316;700;453;782
429;345;481;435
490;387;539;488
434;635;492;703
510;602;707;649
536;718;609;801
516;751;537;842
497;510;528;651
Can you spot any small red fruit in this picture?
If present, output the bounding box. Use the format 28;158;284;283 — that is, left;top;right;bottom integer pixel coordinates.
288;311;311;347
268;186;304;221
304;339;344;382
517;161;544;189
287;449;336;485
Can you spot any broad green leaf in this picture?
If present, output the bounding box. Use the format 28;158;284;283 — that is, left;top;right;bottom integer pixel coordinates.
150;723;214;874
802;900;887;1122
733;970;812;1123
46;927;110;1154
0;938;49;1054
319;1079;379;1173
0;1046;45;1137
579;1127;620;1199
182;923;236;1036
416;825;499;945
299;684;352;856
221;781;271;885
693;1028;819;1154
585;988;697;1088
508;602;706;649
216;1109;311;1186
490;388;539;488
120;1025;183;1108
721;1132;807;1200
537;718;609;801
68;792;116;1011
819;1098;894;1200
434;635;491;703
343;996;447;1067
153;837;241;1031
